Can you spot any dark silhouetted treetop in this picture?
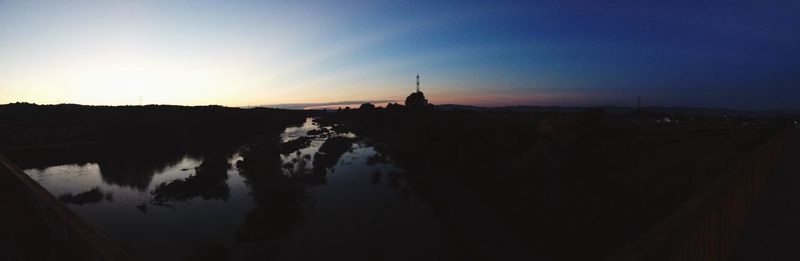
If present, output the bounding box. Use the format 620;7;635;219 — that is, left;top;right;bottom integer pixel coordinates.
404;91;429;108
359;103;376;110
386;102;403;110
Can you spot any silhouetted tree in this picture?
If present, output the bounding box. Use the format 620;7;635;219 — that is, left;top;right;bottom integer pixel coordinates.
404;91;429;108
359;103;376;110
150;153;232;207
386;102;403;110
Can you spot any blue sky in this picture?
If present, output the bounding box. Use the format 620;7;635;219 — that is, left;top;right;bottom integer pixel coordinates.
1;0;798;109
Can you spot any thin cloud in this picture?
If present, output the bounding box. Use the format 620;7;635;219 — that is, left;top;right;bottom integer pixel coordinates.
256;100;398;110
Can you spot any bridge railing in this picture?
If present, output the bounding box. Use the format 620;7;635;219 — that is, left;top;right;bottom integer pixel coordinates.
607;129;790;261
0;153;132;261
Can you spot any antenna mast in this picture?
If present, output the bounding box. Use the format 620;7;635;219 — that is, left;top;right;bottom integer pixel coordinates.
416;73;420;92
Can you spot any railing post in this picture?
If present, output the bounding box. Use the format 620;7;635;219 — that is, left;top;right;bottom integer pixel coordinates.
0;153;133;261
608;129;790;261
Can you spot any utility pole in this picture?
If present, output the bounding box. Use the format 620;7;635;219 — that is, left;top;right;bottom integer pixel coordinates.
637;96;641;111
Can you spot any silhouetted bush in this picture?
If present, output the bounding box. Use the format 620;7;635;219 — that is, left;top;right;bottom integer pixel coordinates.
59;187;111;205
312;136;355;175
359;103;376;110
306;128;329;136
279;136;312;154
150;153;232;207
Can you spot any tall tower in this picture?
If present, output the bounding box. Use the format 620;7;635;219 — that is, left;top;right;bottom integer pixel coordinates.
416;73;420;93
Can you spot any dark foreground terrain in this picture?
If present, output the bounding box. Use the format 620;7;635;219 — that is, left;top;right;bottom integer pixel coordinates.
0;103;791;260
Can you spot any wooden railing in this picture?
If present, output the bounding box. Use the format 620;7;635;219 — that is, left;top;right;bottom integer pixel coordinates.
0;153;132;261
608;129;790;261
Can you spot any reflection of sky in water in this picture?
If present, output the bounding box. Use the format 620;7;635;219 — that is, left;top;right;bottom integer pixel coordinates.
25;155;252;260
22;117;451;261
274;144;452;260
26;156;203;198
280;117;318;142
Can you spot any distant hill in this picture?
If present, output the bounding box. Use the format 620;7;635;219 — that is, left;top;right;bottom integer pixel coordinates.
436;104;800;118
255;100;397;110
0;102;314;148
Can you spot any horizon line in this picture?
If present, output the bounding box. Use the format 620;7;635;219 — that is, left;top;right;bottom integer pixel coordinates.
3;101;799;113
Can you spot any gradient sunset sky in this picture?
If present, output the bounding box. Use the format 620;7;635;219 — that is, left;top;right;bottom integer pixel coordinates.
1;1;798;109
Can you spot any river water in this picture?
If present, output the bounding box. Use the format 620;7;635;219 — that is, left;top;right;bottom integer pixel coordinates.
22;118;454;260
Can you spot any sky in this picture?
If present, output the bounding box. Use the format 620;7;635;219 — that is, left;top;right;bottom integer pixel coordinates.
1;1;798;110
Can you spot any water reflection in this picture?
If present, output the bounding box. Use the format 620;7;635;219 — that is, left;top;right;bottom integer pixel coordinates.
150;152;232;208
312;136;356;176
58;187;113;205
14;144;198;192
234;134;307;243
17;117;448;260
234;118;360;245
97;150;189;191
